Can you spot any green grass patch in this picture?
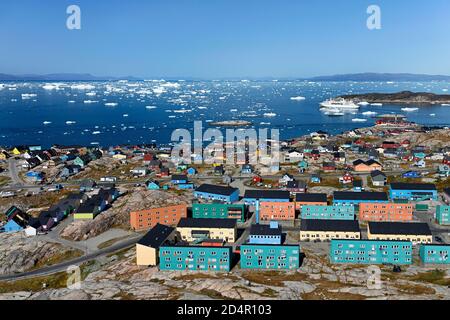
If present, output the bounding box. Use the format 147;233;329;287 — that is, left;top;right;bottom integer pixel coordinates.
0;272;69;294
97;236;129;249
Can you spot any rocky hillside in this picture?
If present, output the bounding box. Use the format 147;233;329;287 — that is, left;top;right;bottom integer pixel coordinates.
1;245;449;300
59;188;192;241
0;233;82;275
339;91;450;105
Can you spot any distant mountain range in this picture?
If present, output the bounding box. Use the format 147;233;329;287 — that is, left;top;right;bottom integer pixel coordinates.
1;72;450;82
0;73;140;81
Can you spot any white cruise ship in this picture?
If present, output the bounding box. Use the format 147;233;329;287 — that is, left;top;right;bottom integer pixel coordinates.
320;98;360;110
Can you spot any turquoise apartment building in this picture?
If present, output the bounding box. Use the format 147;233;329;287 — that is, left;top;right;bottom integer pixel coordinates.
192;203;245;222
159;245;232;271
419;244;450;264
301;205;355;220
436;205;450;225
330;239;413;265
240;244;300;270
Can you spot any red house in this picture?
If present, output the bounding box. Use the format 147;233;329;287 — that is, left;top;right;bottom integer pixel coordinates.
339;172;354;184
253;175;262;183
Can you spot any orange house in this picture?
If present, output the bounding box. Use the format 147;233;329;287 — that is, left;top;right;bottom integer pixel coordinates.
359;202;413;222
259;202;296;221
353;160;383;172
130;204;187;231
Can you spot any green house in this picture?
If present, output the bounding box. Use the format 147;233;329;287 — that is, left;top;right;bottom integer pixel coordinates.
298;160;309;169
436;205;450;225
192;203;245;222
240;244;300;270
159;246;232;272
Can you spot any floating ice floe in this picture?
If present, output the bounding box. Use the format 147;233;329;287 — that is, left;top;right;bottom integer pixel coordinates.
105;102;118;107
65;121;76;125
362;111;377;116
290;96;306;101
84;100;98;104
371;103;383;106
263;112;277;117
401;107;419;112
92;131;101;135
351;118;367;122
21;93;37;99
430;113;436;116
68;100;76;103
123;114;129;117
42;84;60;90
145;106;157;109
358;101;370;106
441;104;450;106
43;121;52;125
86;92;96;96
71;84;95;90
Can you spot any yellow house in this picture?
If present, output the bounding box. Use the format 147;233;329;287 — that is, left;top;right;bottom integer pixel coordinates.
300;219;361;242
11;148;21;155
0;151;10;160
113;153;127;160
176;218;237;243
136;224;175;266
367;222;432;245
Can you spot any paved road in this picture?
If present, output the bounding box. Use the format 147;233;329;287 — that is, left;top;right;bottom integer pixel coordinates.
0;235;142;282
7;158;23;188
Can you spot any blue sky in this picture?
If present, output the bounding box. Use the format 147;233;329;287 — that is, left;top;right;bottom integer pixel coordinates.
1;0;449;78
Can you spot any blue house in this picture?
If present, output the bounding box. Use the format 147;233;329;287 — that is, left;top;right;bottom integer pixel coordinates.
26;171;44;182
248;222;282;245
402;171;421;179
333;191;388;205
2;219;24;233
330;239;413;265
146;180;160;190
243;190;290;206
186;167;197;176
389;183;437;201
159;245;232;272
419;244;450;264
241;164;254;174
178;183;195;190
171;174;188;185
240;244;300;270
310;174;321;183
194;184;240;203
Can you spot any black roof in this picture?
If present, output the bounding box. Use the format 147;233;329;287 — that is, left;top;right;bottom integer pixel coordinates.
138;223;175;248
371;170;386;178
368;222;432;236
171;174;188;180
390;183;436;191
195;184;238;196
249;224;282;237
301;219;360;232
445;188;450;197
295;193;327;203
244;189;290;200
177;218;237;229
333;191;388;201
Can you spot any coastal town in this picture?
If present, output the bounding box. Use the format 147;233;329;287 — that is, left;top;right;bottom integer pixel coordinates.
0;114;450;300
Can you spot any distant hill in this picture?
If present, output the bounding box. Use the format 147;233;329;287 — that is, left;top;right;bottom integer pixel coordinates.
0;73;141;81
307;73;450;82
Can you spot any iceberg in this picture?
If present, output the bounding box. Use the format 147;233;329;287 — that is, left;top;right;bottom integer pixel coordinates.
290;96;306;101
21;93;37;99
362;111;377;116
263;112;277;117
401;107;419;112
351;118;367;122
105;102;118;107
43;121;52;125
84;100;98;104
66;121;76;125
145;106;157;109
71;84;95;90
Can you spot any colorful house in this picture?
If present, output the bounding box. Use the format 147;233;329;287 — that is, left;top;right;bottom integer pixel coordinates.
130;204;187;231
367;221;432;245
389;183;437;201
402;171;421;179
353;159;383;172
330;239;413;265
171;174;188;185
419;244;450;264
436;205;450;225
159;245;232;272
370;170;387;187
192;203;245;222
186;167;197;176
146;180;160;190
300;205;355;220
194;184;240;204
359;202;413;222
258;201;296;222
333;191;388;205
240;244;300;270
300;219;361;242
